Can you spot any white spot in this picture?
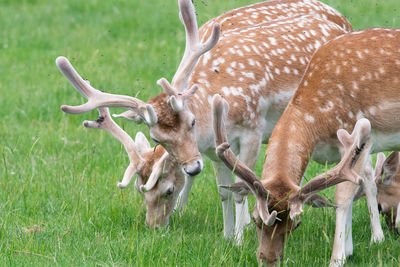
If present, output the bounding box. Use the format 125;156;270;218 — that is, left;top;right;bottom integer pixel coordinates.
241;72;255;79
369;106;377;115
268;37;277;45
335;66;341;75
275;68;280;75
305;114;315;123
319;100;334;112
226;67;235;77
202;52;211;66
283;66;290;74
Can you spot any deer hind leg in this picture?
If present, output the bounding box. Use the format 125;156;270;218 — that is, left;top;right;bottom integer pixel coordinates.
234;132;262;244
362;155;384;243
175;174;196;211
330;181;357;267
213;161;235;239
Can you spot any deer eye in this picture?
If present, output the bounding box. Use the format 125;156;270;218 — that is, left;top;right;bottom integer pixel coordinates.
164;186;174;197
191;119;196;128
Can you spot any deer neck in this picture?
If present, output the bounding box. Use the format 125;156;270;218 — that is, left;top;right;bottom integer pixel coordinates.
261;104;318;188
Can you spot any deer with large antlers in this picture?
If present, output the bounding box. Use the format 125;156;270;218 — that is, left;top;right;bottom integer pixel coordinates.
56;66;186;227
58;0;352;241
83;107;185;227
213;28;400;266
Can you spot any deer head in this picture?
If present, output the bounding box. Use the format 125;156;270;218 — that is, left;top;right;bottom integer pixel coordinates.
374;152;400;233
56;54;204;176
58;68;185;228
212;94;371;265
59;0;220;177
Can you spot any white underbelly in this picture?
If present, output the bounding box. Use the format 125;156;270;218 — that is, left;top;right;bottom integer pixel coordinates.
311;143;340;164
371;130;400;153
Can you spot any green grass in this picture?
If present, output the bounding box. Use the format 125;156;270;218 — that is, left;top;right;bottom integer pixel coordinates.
1;0;400;266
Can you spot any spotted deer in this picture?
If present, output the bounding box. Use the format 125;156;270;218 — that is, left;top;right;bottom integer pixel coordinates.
213;94;374;265
59;0;352;241
213;28;400;266
56;63;185;227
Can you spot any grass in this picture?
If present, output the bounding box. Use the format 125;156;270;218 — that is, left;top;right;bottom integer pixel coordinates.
1;0;400;266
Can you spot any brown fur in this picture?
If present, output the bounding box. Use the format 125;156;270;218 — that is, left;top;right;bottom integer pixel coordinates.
256;28;400;265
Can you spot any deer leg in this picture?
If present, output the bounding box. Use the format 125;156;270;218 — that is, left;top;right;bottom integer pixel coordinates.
234;132;262;244
175;174;196;211
330;181;357;267
396;203;400;233
213;161;235;239
362;155;384;243
345;201;353;257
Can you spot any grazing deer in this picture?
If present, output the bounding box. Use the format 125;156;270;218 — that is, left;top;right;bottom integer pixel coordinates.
56;63;185;227
84;107;185;227
58;0;352;241
213;28;400;266
355;152;400;234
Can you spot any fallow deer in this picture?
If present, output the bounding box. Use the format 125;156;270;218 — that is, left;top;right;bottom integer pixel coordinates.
56;63;185;227
213;28;400;266
59;0;352;241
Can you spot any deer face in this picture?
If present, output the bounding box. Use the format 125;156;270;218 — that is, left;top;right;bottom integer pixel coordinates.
141;162;185;228
135;144;186;228
147;93;203;177
253;206;300;266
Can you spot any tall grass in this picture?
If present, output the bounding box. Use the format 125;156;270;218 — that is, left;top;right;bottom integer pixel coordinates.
0;0;399;266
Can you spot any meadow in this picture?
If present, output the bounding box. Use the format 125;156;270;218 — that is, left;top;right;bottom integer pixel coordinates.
1;0;400;266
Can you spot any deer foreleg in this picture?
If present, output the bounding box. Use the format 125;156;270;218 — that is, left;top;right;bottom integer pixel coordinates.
234;132;262;244
362;155;384;243
213;161;235;239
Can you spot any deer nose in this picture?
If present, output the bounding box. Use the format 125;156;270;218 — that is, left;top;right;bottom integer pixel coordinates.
183;160;203;176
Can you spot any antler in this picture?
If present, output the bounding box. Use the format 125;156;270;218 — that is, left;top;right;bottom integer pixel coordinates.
83;107;144;188
289;118;372;219
56;56;157;125
157;0;220;111
212;94;277;226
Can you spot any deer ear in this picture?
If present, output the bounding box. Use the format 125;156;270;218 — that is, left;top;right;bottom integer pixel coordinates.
378;152;399;185
113;110;144;124
135;132;151;155
305;194;336;208
218;182;250;196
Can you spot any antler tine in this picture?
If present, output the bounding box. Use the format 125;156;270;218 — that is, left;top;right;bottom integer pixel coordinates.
57;56;157;125
83;107;144;188
157;0;220;112
212;94;277;226
139;152;170;193
289;119;372;219
171;0;220;91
